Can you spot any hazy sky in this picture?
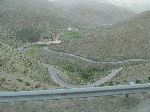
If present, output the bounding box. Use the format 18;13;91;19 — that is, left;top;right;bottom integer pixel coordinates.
48;0;150;12
107;0;150;12
108;0;150;7
108;0;149;5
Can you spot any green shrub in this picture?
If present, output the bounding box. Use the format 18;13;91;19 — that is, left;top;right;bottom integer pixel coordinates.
35;83;41;88
25;82;31;86
0;59;3;67
135;79;141;84
17;79;23;82
107;81;114;86
0;77;6;83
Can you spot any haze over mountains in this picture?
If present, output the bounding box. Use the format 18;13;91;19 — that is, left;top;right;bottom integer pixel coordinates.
49;0;150;13
52;0;134;26
107;0;150;13
0;0;150;91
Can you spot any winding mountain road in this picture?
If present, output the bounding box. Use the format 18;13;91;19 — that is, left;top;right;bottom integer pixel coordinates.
17;43;150;65
48;65;123;88
48;66;76;88
43;47;150;65
18;43;150;88
85;67;123;87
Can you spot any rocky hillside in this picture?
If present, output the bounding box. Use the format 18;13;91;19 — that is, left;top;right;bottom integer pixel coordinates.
0;42;56;91
1;0;148;91
50;10;150;61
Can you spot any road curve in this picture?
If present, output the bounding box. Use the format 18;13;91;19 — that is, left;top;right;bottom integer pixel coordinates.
48;65;123;88
18;43;149;88
43;47;150;65
48;66;76;88
85;68;123;87
17;43;150;65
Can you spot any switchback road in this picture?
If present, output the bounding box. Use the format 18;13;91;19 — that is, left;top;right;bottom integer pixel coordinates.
48;66;123;88
43;47;149;65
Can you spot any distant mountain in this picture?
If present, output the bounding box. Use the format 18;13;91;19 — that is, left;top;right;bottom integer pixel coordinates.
53;0;134;26
107;0;150;13
0;0;134;43
51;11;150;61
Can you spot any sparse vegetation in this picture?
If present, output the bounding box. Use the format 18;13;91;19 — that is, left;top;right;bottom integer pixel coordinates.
0;77;6;83
0;43;54;91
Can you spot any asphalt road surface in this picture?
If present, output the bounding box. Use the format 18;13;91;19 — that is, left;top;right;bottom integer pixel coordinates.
48;66;123;88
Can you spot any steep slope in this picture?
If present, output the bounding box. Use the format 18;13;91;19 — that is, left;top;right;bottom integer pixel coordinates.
0;0;68;43
50;10;150;61
0;42;55;91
